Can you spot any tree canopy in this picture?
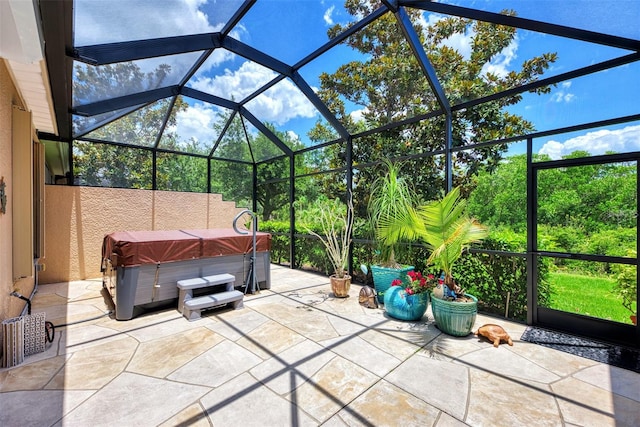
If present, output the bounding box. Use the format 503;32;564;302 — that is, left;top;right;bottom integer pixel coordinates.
312;0;557;215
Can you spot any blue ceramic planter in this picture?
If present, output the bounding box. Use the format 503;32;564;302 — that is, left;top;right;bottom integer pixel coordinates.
371;265;414;303
430;294;478;336
383;286;429;321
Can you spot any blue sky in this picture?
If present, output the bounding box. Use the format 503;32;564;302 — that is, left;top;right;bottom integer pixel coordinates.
74;0;640;159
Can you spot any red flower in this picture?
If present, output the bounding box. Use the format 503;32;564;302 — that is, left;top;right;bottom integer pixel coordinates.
398;270;437;295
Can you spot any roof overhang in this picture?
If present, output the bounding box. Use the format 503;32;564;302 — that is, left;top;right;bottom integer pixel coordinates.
1;0;57;135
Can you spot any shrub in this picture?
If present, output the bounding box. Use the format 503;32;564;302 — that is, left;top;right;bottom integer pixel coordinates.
611;250;637;316
456;233;551;321
260;221;289;264
262;224;552;321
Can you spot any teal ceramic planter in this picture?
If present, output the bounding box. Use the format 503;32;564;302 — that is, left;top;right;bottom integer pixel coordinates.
383;286;429;321
371;265;414;303
430;294;478;336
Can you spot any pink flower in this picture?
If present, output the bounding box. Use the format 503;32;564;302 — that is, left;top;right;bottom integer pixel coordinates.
391;279;403;287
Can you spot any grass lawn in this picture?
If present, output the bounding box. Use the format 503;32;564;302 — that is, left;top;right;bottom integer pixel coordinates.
546;272;634;324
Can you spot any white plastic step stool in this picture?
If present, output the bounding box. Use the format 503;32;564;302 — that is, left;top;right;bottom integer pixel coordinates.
177;273;241;320
182;290;244;321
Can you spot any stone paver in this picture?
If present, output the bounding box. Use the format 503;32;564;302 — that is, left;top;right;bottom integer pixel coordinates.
459;345;561;384
250;339;336;395
289;356;380;423
0;390;95;427
235;319;307;359
466;369;560;427
200;372;318;426
0;355;67;392
332;379;441;426
1;266;638;427
573;364;640;402
552;376;639;427
57;373;210;426
168;339;263;387
386;352;470;421
127;327;223;378
158;403;210;427
45;337;137;389
318;335;404;377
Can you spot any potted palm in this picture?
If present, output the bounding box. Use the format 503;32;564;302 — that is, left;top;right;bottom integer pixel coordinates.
367;159;418;303
378;186;488;335
298;195;354;297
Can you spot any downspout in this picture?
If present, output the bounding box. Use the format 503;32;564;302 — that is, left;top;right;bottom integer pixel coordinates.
10;259;43;317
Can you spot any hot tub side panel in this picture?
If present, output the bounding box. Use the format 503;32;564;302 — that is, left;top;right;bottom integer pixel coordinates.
109;252;270;320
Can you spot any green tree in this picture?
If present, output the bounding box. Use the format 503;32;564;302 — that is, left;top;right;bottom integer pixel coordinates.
74;141;153;188
73;62;191;187
467;154;529;231
470;152;637;232
156;148;208;192
468;151;637;261
312;0;557;211
210;112;316;221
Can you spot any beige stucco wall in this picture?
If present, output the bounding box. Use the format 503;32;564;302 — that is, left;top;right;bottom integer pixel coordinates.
0;61;35;321
39;186;246;283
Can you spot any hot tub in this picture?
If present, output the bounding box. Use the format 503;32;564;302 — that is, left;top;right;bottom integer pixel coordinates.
101;229;271;320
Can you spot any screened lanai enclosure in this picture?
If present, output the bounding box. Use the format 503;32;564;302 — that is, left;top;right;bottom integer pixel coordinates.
37;0;639;347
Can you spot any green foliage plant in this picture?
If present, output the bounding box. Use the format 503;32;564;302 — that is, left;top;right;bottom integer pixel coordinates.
258;221;289;264
297;195;354;278
368;159;418;267
378;186;488;299
612;251;637;319
457;233;552;321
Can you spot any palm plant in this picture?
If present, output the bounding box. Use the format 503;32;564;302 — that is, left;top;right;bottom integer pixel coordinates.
368;159;418;267
378;186;488;297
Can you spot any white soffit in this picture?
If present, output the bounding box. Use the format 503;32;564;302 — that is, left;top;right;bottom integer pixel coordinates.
1;0;57;134
5;59;57;134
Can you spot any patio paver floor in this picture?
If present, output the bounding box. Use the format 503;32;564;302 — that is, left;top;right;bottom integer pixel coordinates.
1;265;638;426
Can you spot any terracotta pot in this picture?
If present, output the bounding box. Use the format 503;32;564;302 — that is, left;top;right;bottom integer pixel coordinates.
330;274;351;298
631;314;637;325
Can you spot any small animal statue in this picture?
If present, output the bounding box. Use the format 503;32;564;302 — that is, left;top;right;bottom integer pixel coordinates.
475;324;513;347
359;285;378;309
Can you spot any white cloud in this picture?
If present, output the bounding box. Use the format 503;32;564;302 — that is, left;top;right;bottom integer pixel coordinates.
76;0;244;93
191;61;276;100
245;77;319;126
190;61;318;126
324;6;335;26
539;125;640;160
287;130;300;142
74;0;217;45
480;38;518;78
422;14;473;60
550;81;576;103
418;13;475;60
350;107;368;123
170;102;223;146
